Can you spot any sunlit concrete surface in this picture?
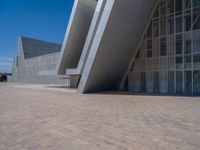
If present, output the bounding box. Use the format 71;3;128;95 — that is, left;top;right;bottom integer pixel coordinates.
57;0;97;74
10;37;68;85
0;83;200;150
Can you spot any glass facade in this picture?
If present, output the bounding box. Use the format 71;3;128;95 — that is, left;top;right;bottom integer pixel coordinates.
128;0;200;95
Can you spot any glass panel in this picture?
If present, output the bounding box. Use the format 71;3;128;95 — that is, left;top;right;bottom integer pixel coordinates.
193;70;200;95
185;0;191;9
160;17;167;35
154;5;159;18
147;51;153;58
167;16;174;34
160;0;167;16
167;35;174;55
141;72;147;92
176;56;183;63
193;0;200;7
167;0;175;14
184;13;191;31
185;33;191;54
168;71;174;93
153;71;160;93
193;54;200;62
176;17;183;33
185;41;192;54
153;20;159;37
176;0;183;14
193;7;200;30
185;55;192;62
176;34;183;54
193;30;200;53
153;38;160;56
160;37;167;56
147;38;153;58
147;22;152;38
147;39;152;49
176;71;183;93
185;71;192;94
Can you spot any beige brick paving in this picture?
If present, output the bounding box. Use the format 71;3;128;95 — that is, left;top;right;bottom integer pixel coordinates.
0;83;200;150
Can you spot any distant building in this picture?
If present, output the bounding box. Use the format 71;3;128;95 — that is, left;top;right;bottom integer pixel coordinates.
11;0;200;95
10;36;69;85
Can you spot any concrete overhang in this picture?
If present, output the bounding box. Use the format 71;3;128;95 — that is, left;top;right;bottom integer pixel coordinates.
65;0;107;76
57;0;97;75
78;0;156;93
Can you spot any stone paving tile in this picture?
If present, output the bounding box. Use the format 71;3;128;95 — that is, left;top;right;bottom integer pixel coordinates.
0;83;200;150
0;142;5;150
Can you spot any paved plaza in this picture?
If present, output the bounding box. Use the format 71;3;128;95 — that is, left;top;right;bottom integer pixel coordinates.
0;83;200;150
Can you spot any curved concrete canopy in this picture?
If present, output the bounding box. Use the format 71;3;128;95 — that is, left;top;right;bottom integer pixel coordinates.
78;0;156;93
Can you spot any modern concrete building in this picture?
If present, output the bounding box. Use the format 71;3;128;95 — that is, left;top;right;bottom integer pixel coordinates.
126;0;200;95
10;36;69;85
11;0;200;95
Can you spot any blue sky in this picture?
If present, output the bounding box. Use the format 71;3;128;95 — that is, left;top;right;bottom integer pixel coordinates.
0;0;74;73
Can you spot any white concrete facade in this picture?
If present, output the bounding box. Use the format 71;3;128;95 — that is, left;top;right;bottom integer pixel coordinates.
10;37;69;85
57;0;97;74
11;0;200;95
78;0;156;93
124;0;200;95
58;0;156;92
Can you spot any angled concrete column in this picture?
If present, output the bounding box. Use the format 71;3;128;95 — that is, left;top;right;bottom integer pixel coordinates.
65;0;107;87
78;0;156;93
57;0;97;75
